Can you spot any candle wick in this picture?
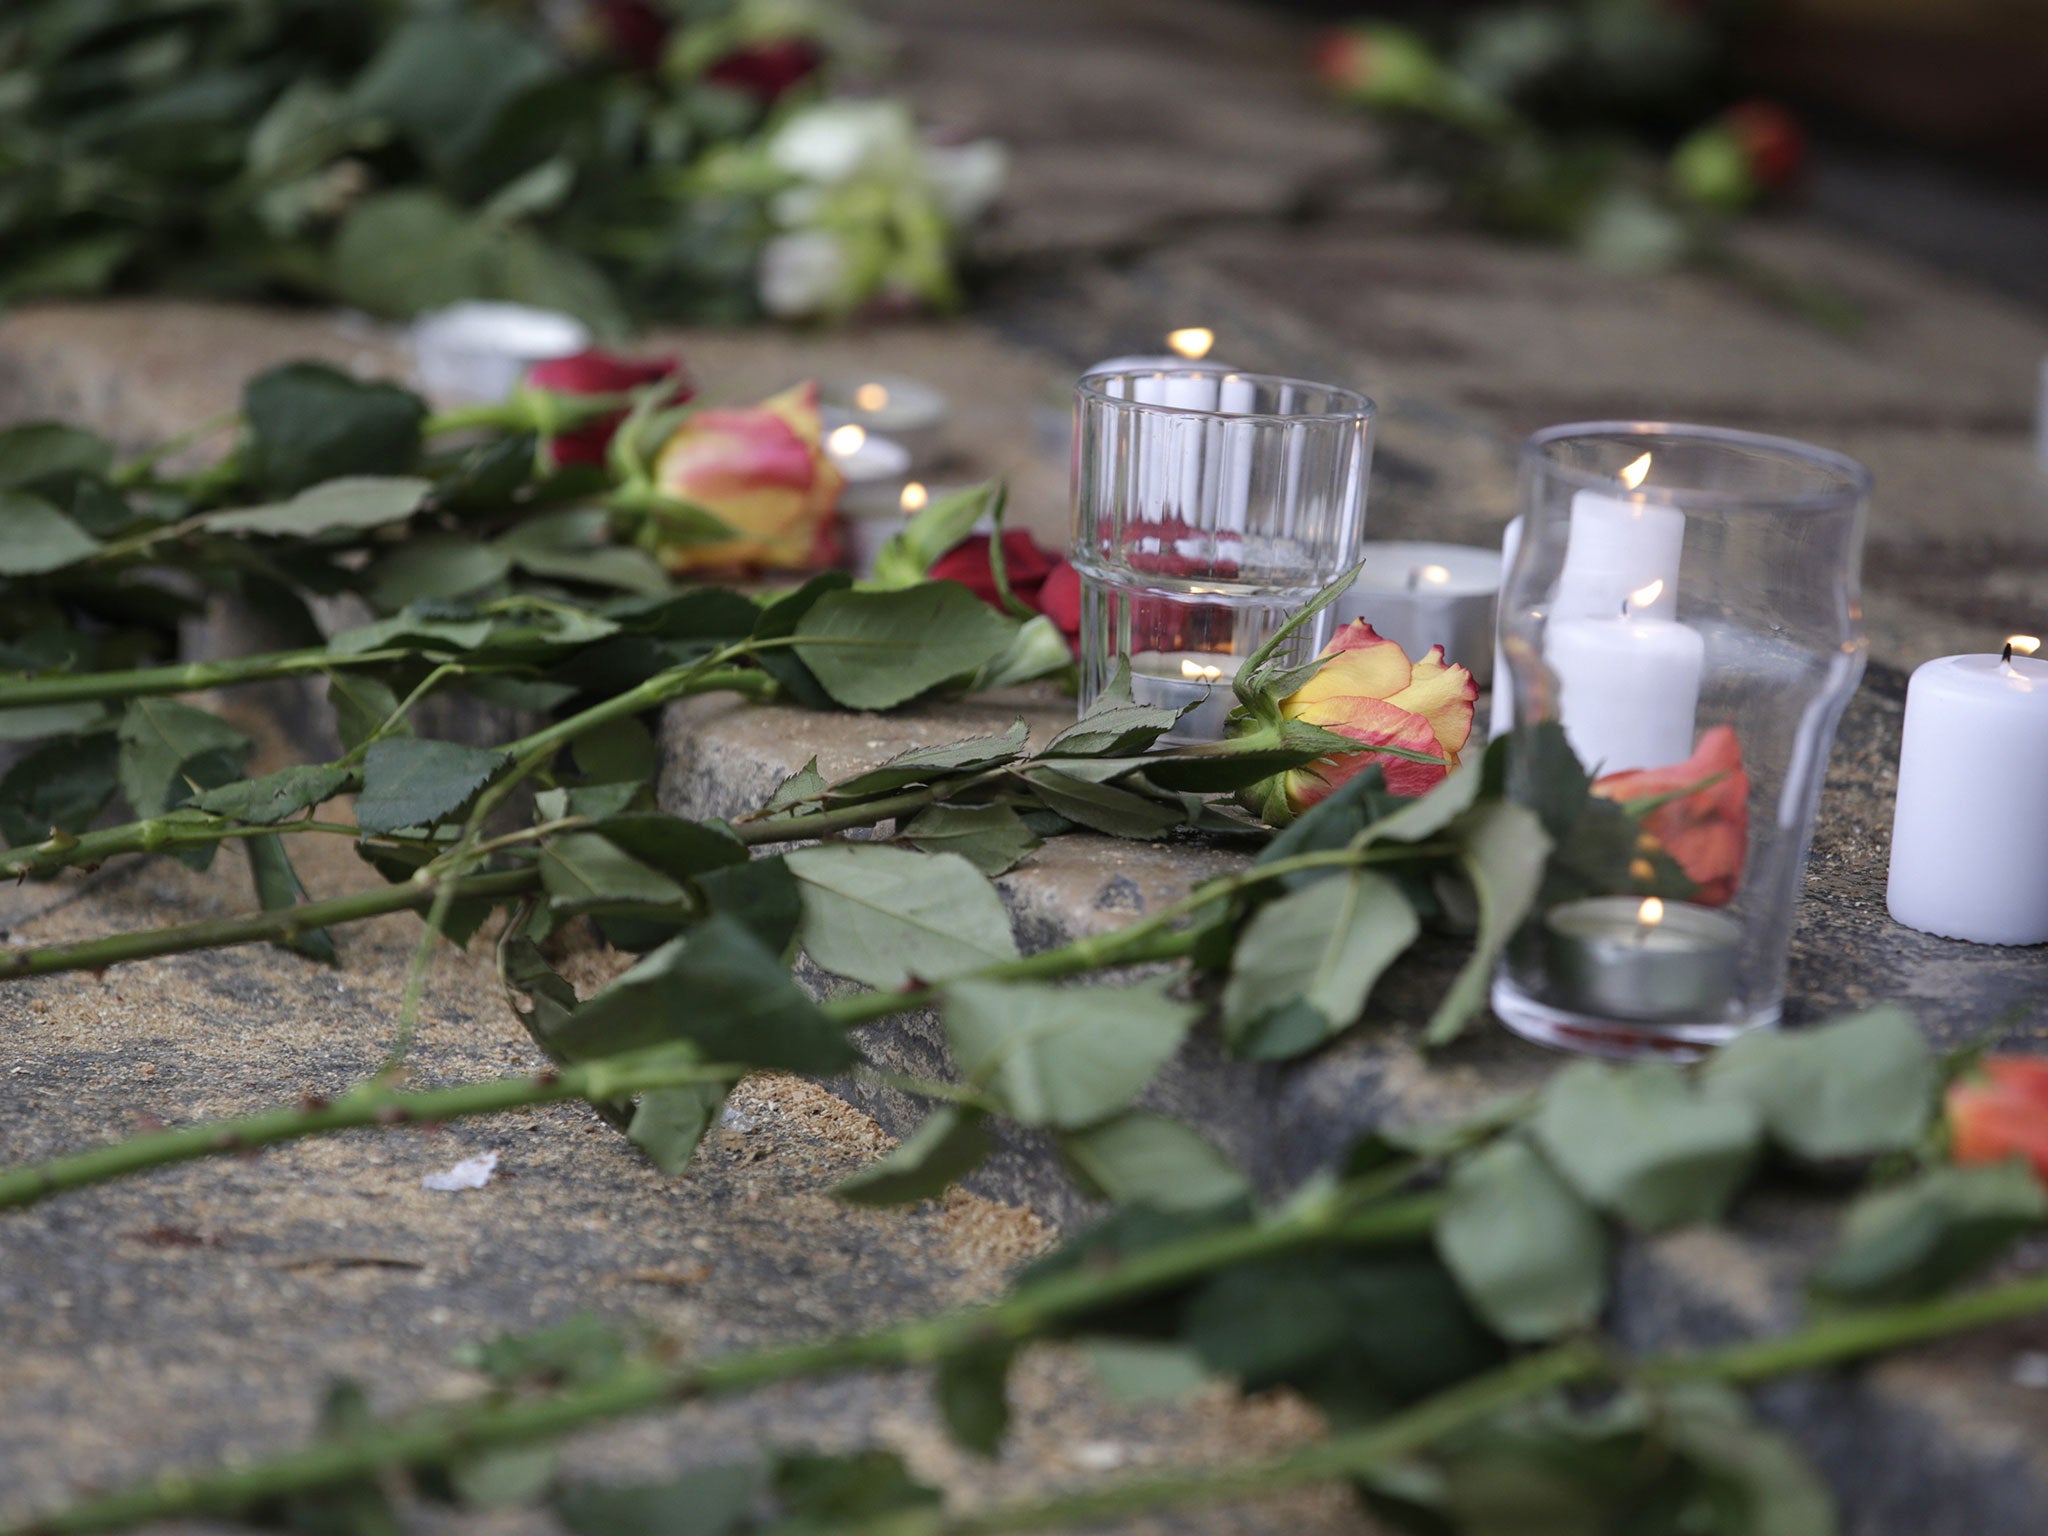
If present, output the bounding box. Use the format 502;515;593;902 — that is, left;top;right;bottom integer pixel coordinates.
1620;598;1630;618
1406;566;1421;593
2004;642;2014;664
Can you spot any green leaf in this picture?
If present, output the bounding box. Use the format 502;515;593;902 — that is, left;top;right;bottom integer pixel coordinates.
750;572;853;708
328;674;408;753
787;843;1017;989
243;836;336;965
193;764;352;826
1425;801;1551;1045
557;1463;760;1536
464;1312;626;1387
1045;663;1186;757
944;978;1193;1130
1656;1383;1838;1536
760;757;827;814
972;614;1075;691
0;731;120;848
773;1451;940;1522
1436;1138;1607;1341
540;832;687;914
1080;1339;1211;1403
793;583;1016;710
367;533;510;610
835;1106;995;1206
1702;1005;1934;1162
1061;1111;1249;1210
354;738;506;835
1222;871;1420;1059
244;363;427;497
827;722;1029;801
204;476;432;537
0;491;104;574
349;12;558;177
0;701;112;742
572;717;657;785
870;482;1001;589
589;815;748;882
901;804;1041;876
116;699;252;818
497;511;668;595
0;424;112;490
1814;1163;2047;1304
1532;1062;1762;1232
1022;767;1185;839
551;917;856;1074
695;858;804;955
935;1338;1013;1456
326;612;496;659
628;1080;730;1176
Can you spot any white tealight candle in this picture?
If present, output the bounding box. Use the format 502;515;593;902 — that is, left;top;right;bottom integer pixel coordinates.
1127;651;1243;742
410;302;589;403
820;373;948;464
827;424;914;517
1887;637;2048;946
1337;540;1499;685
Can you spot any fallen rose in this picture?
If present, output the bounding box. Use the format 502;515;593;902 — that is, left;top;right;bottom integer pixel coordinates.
527;349;692;468
1592;725;1749;906
1275;621;1476;809
706;37;823;102
645;381;844;573
1312;24;1453;113
1947;1057;2048;1186
1671;101;1806;212
928;531;1081;650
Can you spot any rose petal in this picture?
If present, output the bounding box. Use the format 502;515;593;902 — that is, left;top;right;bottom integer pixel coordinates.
1383;645;1478;756
1281;621;1415;719
1285;698;1446;811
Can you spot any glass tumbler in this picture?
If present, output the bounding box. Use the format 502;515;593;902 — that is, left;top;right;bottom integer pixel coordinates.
1492;423;1870;1059
1071;369;1376;741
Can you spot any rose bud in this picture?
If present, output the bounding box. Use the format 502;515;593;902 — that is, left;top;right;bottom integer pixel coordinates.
526;349;692;468
1947;1057;2048;1185
593;0;670;73
1671;101;1806;211
706;37;824;103
1276;621;1477;810
646;381;845;573
1591;724;1749;906
1312;24;1451;112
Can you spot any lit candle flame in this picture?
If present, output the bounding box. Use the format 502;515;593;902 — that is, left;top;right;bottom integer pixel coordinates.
1179;657;1226;683
853;382;890;412
1620;452;1652;490
1627;578;1665;611
2007;635;2042;656
1166;327;1215;361
827;423;866;457
1420;563;1451;586
1638;897;1665;927
900;481;929;512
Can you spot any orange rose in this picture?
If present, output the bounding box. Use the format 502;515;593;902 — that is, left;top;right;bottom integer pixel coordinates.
1947;1057;2048;1186
1277;621;1477;811
648;381;845;572
1591;725;1749;907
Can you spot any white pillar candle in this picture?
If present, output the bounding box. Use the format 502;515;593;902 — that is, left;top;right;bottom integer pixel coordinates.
1887;640;2048;946
1489;515;1524;739
1128;651;1243;741
1337;541;1499;684
1554;461;1685;622
1544;613;1705;775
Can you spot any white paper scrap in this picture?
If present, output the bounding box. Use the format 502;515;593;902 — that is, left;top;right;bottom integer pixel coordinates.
421;1151;499;1192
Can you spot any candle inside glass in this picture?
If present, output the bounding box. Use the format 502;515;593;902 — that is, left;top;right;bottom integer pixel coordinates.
1543;895;1741;1022
1127;651;1243;742
820;373;947;464
1337;540;1500;686
828;424;914;516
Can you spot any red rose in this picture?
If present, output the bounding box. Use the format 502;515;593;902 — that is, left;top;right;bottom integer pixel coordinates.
929;533;1082;650
594;1;669;73
526;349;692;468
1726;100;1805;192
1277;621;1476;807
705;38;823;103
1591;725;1749;907
1947;1057;2048;1186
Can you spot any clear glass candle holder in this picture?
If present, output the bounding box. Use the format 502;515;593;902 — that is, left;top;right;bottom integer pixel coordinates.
1070;369;1376;741
1492;423;1870;1059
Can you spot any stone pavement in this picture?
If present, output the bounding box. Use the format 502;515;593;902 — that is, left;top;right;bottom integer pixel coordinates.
5;0;2048;1531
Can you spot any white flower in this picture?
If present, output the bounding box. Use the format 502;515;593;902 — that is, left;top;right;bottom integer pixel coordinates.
768;100;916;184
758;229;849;317
920;138;1007;225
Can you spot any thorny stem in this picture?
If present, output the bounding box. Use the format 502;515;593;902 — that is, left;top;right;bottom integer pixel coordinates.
0;868;538;981
0;647;417;710
0;816;370;880
10;1243;2048;1536
0;1046;741;1214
